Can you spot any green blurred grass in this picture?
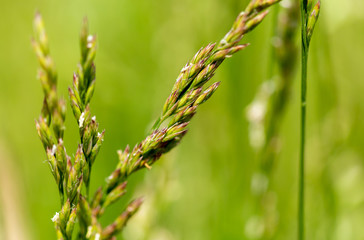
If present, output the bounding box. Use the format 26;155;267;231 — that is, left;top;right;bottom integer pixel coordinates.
0;0;364;239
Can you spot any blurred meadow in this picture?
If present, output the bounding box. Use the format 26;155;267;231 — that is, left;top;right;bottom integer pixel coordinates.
1;0;364;239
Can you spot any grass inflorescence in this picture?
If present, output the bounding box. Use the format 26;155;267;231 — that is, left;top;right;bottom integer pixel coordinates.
33;0;281;239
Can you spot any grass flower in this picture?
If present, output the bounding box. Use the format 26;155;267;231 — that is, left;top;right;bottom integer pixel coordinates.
33;0;281;238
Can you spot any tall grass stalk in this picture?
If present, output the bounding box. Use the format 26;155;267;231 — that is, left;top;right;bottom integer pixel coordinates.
298;1;320;239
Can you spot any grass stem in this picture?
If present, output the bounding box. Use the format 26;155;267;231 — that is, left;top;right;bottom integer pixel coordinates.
299;1;320;239
299;46;308;240
299;1;308;239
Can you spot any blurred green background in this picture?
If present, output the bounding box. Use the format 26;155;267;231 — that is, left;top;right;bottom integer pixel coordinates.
1;0;364;239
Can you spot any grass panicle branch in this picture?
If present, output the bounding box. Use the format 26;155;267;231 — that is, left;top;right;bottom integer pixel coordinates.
33;13;84;240
299;1;320;240
34;0;281;239
33;12;67;205
100;0;282;220
68;18;104;200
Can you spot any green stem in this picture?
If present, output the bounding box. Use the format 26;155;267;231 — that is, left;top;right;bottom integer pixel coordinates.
86;163;92;200
299;48;307;240
299;1;309;239
59;174;65;206
86;183;90;200
59;190;64;207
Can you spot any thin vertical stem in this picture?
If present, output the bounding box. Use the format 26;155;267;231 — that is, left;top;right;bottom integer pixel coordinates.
59;190;64;207
299;1;308;240
85;169;90;200
299;48;308;240
59;175;65;206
